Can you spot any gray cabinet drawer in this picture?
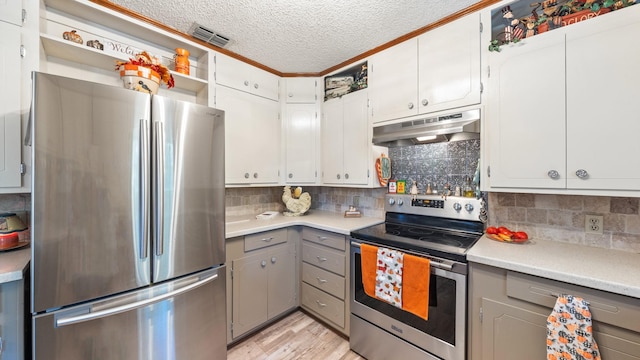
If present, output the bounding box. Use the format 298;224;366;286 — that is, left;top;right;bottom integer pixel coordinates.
506;271;640;333
302;262;345;299
244;228;288;252
301;283;345;328
302;228;346;251
302;242;345;276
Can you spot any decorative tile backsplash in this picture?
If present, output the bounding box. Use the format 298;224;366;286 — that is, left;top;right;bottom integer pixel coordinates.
387;139;480;194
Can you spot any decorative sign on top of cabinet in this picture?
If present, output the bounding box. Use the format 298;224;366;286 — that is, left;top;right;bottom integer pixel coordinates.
0;22;23;189
215;53;280;101
485;4;640;195
369;13;481;124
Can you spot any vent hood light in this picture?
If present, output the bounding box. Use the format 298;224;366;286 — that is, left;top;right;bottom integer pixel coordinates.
372;108;481;147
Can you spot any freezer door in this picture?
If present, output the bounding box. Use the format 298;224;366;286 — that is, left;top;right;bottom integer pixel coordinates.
31;73;152;313
151;96;225;283
33;267;227;360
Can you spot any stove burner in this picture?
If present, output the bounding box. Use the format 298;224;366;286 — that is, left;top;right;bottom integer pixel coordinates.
407;227;435;237
418;235;464;248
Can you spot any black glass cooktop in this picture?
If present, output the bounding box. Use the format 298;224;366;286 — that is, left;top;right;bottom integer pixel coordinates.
350;212;484;262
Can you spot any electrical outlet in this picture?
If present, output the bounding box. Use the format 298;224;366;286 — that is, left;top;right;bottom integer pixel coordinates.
585;215;604;234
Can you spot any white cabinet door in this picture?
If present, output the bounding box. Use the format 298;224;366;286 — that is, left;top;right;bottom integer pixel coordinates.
285;104;317;183
487;30;566;189
321;91;370;185
321;98;345;185
368;38;418;123
216;85;280;184
0;0;22;26
566;9;640;191
0;22;22;188
285;77;317;103
341;90;369;185
216;53;279;101
418;13;481;114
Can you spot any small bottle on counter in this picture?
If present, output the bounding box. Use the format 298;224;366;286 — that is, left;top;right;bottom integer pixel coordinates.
463;176;474;198
425;182;432;194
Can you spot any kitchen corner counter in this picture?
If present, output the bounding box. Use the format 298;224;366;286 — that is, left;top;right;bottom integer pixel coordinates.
225;210;384;239
467;236;640;299
0;245;31;284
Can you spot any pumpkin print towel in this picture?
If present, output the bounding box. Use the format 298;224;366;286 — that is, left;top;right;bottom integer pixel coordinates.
547;294;601;360
375;247;404;307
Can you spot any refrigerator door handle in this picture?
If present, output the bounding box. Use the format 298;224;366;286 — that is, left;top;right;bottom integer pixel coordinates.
140;119;150;260
155;121;165;256
55;271;219;328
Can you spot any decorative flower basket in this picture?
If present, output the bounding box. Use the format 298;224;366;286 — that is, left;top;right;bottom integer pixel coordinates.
116;51;174;94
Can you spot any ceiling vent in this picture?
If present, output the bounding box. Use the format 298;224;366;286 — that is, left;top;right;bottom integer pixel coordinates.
189;23;231;48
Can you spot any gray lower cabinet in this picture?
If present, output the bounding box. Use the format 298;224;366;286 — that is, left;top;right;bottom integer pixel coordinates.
0;278;26;360
300;227;350;335
468;262;640;360
226;228;297;343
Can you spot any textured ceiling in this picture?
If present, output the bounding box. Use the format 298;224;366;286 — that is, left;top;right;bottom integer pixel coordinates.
108;0;478;74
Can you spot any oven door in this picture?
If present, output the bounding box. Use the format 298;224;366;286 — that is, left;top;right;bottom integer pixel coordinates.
349;239;467;360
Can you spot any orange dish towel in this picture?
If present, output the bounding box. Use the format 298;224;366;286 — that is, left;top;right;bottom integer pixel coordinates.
360;243;378;299
402;253;430;320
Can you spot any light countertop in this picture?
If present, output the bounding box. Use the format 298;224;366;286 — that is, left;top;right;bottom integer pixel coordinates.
467;235;640;299
0;245;30;284
226;210;384;238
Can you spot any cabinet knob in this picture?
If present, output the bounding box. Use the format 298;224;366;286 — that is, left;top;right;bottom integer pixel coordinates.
316;256;327;262
261;260;267;268
421;99;429;106
288;173;293;179
253;172;258;179
408;102;414;110
254;83;259;89
547;170;560;179
344;173;349;180
575;169;589;179
336;174;341;179
244;172;250;179
288;93;293;98
271;257;276;264
244;80;249;86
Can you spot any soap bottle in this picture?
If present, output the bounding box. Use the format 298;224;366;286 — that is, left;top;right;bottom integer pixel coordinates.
463;176;474;198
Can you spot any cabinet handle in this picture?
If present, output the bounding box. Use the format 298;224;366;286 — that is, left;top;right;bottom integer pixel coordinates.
316;256;327;262
317;236;328;241
244;172;250;179
253;172;258;179
271;257;276;264
408;102;414;109
336;174;341;180
288;173;293;179
421;99;429;106
261;260;267;268
575;169;589;179
261;237;273;242
316;277;327;284
254;83;259;89
244;80;249;86
315;300;327;307
547;170;560;179
344;173;349;180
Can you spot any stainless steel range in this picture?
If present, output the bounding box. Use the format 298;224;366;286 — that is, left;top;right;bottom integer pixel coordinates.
349;193;486;360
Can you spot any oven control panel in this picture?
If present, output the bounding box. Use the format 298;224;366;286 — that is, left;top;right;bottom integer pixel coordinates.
385;194;483;221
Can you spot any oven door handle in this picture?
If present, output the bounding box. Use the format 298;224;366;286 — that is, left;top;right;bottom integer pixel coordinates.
350;241;454;271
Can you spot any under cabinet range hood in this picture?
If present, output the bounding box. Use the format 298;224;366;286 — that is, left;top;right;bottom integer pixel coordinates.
372;108;480;147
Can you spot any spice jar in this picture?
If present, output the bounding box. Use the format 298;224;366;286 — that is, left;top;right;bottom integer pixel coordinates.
174;48;190;75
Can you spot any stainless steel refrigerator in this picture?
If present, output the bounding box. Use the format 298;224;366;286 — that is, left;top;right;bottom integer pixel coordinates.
29;72;227;360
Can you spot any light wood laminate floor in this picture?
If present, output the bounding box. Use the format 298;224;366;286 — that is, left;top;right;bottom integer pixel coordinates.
227;310;366;360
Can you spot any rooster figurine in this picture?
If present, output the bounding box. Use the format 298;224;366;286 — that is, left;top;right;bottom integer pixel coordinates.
282;186;311;216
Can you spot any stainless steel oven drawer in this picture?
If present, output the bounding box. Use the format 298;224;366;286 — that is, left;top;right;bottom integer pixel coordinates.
302;262;345;299
302;242;345;276
302;282;345;328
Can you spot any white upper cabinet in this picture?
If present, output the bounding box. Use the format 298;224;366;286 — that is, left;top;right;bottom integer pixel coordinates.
369;13;481;124
368;38;419;122
215;53;280;101
284;104;318;184
486;4;640;195
0;0;22;26
0;22;22;189
418;13;481;114
285;78;318;103
215;85;281;185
